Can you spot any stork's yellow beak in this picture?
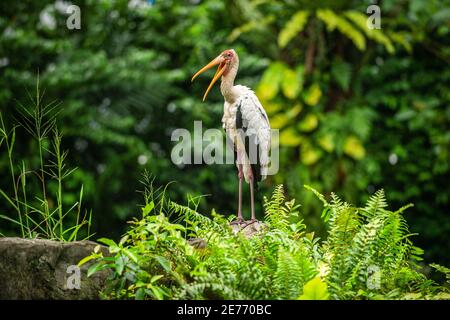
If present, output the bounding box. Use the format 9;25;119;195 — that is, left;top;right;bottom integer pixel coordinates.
191;56;226;101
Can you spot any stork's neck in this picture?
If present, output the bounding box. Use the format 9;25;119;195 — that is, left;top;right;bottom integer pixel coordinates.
220;61;239;103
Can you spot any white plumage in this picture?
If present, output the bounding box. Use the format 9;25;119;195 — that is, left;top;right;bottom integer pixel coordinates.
221;85;271;183
192;48;271;223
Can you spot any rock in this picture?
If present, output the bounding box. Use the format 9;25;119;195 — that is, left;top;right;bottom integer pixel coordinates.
230;220;267;238
187;221;267;250
0;237;110;299
187;237;207;249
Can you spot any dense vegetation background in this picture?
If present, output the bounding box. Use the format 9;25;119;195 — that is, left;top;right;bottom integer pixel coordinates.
0;0;448;268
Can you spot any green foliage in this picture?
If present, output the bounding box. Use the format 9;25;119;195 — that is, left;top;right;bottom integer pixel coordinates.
231;0;450;266
82;184;448;300
0;0;272;240
317;9;366;51
305;185;444;299
81;183;318;299
430;264;450;286
298;277;330;300
278;11;309;48
0;0;448;269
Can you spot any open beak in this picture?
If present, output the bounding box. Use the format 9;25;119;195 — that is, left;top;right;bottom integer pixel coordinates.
191;56;227;101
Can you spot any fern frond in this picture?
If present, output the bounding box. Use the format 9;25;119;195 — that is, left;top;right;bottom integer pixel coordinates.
304;185;329;206
170;201;230;239
264;185;288;231
430;264;450;285
273;248;316;299
362;189;388;219
264;185;285;216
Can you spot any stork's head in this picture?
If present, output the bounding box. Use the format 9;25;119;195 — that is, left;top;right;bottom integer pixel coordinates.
191;49;238;101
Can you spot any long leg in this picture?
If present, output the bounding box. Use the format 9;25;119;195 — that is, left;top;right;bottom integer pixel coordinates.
231;151;244;225
249;168;256;221
237;163;244;222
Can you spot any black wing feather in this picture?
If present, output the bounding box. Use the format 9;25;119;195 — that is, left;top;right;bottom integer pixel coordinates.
236;99;262;190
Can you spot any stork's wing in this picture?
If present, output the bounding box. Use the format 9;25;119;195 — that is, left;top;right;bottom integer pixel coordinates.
236;90;271;182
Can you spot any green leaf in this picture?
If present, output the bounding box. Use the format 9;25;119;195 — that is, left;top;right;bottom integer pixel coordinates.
228;15;275;42
0;190;19;211
331;61;352;91
115;255;125;275
142;201;155;216
321;207;331;222
280;128;302;147
316;9;339;31
97;238;120;254
298;114;319;132
123;248;139;263
9;128;16;156
150;285;165;300
318;134;335;153
97;237;118;248
155;255;172;273
270;114;290;129
270;104;302;129
135;287;146;300
301;142;322;165
388;31;412;53
119;235;129;246
0;214;21;226
304;83;322;106
151;275;164;283
335;16;366;51
264;102;283;114
345;10;395;54
256;62;287;101
281;68;300;99
78;254;96;267
87;262;109;277
317;10;366;51
278;11;310;48
287;104;303;118
343;135;366;160
298;277;329;300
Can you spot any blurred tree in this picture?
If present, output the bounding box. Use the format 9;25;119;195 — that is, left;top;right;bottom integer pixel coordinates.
0;0;268;238
226;0;450;264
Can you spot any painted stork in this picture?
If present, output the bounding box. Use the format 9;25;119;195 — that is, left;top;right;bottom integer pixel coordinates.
191;49;271;225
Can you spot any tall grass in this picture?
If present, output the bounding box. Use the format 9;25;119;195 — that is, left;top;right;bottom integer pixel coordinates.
0;78;92;241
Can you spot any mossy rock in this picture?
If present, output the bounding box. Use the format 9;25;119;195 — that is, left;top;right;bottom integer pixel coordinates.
0;237;110;299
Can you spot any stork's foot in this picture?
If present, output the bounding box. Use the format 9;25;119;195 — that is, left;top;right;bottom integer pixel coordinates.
229;217;245;225
244;219;259;227
230;218;266;237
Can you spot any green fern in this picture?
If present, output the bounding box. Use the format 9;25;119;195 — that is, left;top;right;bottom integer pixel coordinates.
264;185;303;235
430;264;450;285
82;183;448;300
306;185;446;299
362;189;388;219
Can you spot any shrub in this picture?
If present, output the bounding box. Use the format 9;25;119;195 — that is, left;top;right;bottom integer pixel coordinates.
81;181;449;300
